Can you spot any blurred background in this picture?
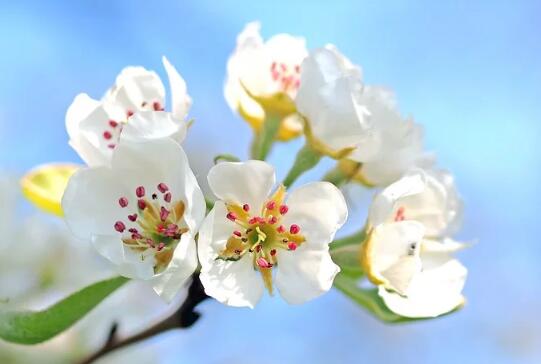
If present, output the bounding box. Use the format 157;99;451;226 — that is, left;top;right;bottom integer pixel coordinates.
0;0;540;363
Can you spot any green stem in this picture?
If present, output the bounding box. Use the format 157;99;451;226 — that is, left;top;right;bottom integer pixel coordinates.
330;229;367;250
322;166;349;187
282;144;322;188
205;197;215;212
251;113;281;160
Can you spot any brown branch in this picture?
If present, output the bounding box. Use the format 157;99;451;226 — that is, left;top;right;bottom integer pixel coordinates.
78;274;208;364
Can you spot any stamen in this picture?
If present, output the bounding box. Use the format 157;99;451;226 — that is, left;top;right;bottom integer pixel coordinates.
136;186;145;198
266;201;276;210
118;197;128;208
137;199;146;210
128;213;137;222
268;216;277;224
227;212;237;221
160;207;170;222
128;228;138;234
243;204;250;212
233;230;242;237
109;120;118;128
153;102;163;111
277;225;285;233
257;257;272;268
288;242;297;251
164;192;172;203
103;131;112;140
114;221;126;233
289;224;300;234
279;205;289;215
126;110;134;117
157;242;165;251
394;206;406;222
157;183;169;193
270;249;277;256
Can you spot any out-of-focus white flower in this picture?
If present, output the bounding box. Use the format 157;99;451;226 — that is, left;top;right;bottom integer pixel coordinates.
340;87;434;186
62;138;205;302
66;56;191;166
224;21;308;140
361;169;467;318
296;46;374;158
198;160;347;308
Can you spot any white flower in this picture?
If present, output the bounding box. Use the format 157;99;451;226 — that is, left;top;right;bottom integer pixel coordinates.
198;160;347;308
295;46;375;157
345;87;435;186
224;21;308;140
62;138;205;302
66;56;191;166
361;169;467;318
297;48;433;183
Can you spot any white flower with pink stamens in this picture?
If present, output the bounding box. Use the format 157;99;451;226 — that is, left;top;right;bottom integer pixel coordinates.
66;56;191;166
198;160;348;308
62;137;205;302
224;22;308;139
361;169;467;317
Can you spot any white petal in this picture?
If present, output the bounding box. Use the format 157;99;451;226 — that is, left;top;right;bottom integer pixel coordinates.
121;110;187;144
281;182;348;248
65;94;116;166
296;47;371;153
162;56;192;120
378;258;467;318
112;138;205;232
207;160;275;209
368;170;427;226
365;221;425;292
224;22;265;115
198;203;264;308
105;66;165;112
62;166;130;239
92;235;155;280
275;245;339;304
151;233;198;302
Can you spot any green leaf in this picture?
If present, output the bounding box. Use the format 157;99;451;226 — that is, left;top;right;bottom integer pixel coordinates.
0;276;129;344
282;143;322;188
330;244;364;279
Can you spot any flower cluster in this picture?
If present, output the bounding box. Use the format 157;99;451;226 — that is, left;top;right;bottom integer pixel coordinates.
23;22;470;320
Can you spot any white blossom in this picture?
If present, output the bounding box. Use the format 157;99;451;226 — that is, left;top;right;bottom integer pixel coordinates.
198;160;347;307
66;57;191;166
362;169;467;317
62;138;205;302
224;21;308;139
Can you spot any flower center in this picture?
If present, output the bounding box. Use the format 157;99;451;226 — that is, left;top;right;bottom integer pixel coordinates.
270;61;301;94
102;101;164;149
113;182;187;274
216;185;305;294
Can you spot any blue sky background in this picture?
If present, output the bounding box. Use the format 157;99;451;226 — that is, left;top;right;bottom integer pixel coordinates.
1;1;540;363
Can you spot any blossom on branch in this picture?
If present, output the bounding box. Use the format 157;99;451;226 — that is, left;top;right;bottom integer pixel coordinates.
198;160;347;307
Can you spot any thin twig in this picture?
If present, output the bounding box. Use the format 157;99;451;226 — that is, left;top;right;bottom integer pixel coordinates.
78;274;208;364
